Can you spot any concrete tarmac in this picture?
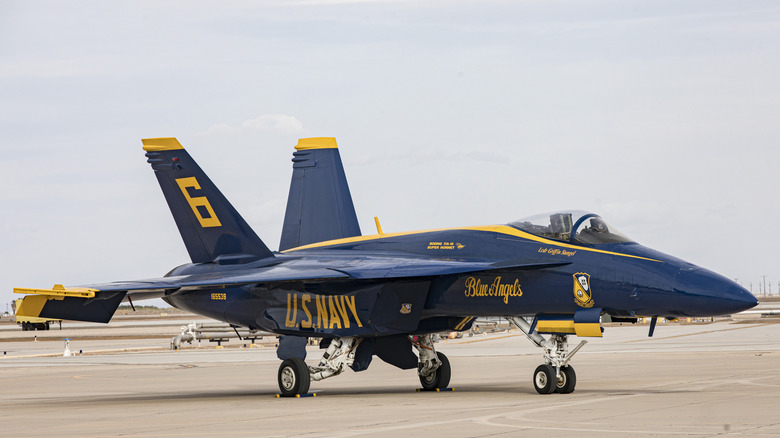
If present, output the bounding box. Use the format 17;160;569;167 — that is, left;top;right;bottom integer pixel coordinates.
1;320;779;437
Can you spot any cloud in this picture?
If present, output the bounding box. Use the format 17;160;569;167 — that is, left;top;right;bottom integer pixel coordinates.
195;123;236;137
196;114;304;137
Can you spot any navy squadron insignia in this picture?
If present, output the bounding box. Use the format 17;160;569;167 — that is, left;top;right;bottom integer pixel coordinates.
573;273;594;308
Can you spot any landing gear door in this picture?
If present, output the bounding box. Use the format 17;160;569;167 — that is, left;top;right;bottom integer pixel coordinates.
369;280;430;335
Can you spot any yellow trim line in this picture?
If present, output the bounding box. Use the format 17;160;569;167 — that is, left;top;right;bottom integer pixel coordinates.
454;316;474;331
295;137;338;150
142;137;184;152
283;225;662;262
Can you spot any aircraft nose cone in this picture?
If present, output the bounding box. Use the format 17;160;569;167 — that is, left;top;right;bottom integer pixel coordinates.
674;268;758;316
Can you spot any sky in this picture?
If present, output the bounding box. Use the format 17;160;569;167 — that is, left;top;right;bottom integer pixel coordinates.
1;0;779;310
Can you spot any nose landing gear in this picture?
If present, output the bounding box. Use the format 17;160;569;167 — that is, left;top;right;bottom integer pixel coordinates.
507;316;586;395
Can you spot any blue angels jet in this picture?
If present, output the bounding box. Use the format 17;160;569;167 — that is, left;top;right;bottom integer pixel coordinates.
15;137;758;396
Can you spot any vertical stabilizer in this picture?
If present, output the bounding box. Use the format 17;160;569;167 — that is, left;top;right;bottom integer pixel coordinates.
143;138;274;264
279;137;361;251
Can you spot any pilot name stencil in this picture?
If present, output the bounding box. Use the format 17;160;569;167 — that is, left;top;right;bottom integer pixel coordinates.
538;247;576;257
464;276;523;304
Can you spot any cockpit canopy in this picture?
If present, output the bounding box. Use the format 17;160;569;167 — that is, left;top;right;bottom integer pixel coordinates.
509;210;633;245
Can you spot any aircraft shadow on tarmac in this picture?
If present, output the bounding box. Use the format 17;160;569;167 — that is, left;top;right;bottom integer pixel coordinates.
12;384;694;407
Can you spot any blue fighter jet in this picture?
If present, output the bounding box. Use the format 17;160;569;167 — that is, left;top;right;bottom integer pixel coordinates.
15;137;757;396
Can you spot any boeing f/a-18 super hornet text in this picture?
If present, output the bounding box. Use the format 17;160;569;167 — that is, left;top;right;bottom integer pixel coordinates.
15;137;758;396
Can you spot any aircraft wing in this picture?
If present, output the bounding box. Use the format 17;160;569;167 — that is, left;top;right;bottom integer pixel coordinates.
13;265;350;323
18;257;567;295
14;256;567;323
329;257;570;279
82;267;351;293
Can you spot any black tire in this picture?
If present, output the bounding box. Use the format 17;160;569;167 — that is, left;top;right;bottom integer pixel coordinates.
277;358;311;397
419;352;451;391
554;365;576;394
533;364;556;394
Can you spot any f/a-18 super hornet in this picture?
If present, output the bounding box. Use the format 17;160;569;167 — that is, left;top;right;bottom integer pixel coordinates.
15;136;757;396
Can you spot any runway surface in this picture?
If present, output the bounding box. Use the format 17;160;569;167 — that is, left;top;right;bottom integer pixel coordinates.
1;320;779;437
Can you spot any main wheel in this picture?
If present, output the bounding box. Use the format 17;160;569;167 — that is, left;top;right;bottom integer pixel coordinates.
554;365;576;394
419;352;451;391
533;364;556;394
277;358;311;397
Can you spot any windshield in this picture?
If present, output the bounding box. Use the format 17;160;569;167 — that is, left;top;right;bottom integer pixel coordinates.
509;210;633;245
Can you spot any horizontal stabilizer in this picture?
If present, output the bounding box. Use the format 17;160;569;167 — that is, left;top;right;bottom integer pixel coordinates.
15;292;126;324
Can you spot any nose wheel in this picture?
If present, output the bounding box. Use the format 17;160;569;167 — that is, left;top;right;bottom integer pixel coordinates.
532;364;576;394
554;365;576;394
533;364;556;394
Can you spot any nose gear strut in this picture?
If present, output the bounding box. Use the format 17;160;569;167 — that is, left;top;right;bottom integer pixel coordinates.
507;316;587;394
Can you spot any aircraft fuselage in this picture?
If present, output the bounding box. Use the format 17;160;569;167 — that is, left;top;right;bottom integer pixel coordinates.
163;225;756;338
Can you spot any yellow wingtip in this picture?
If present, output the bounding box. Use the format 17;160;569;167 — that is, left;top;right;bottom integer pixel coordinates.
14;286;98;299
142;137;184;152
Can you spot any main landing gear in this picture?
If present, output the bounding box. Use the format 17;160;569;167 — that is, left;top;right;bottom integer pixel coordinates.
412;334;451;391
278;358;310;397
507;317;586;395
277;337;360;397
276;334;451;396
